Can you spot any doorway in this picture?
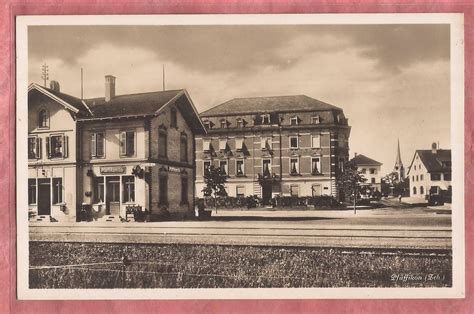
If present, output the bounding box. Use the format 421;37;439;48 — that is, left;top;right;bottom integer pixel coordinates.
106;176;120;216
37;178;51;215
261;182;272;205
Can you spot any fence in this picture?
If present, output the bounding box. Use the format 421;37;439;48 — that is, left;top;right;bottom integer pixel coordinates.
200;195;342;209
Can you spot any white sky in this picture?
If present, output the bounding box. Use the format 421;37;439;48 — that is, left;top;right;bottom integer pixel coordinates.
28;25;451;175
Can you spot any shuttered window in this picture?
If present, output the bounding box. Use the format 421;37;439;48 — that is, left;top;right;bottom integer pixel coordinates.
120;130;135;157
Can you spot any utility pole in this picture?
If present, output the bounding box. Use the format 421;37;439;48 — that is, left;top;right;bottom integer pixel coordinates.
80;67;84;99
41;64;49;87
162;64;165;91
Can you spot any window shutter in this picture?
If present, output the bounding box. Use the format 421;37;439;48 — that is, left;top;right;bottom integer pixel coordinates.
64;135;69;158
91;133;96;157
36;138;42;159
120;131;126;156
97;133;104;157
45;137;50;158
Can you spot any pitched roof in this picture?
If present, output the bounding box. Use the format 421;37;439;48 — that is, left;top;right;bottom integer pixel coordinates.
84;89;183;118
28;83;91;118
350;154;383;166
415;149;451;173
201;95;342;117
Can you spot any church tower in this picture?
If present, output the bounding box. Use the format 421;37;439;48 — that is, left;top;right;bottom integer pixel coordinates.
393;139;405;182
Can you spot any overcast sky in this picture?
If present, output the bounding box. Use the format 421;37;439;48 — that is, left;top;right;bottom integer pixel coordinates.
28;24;450;174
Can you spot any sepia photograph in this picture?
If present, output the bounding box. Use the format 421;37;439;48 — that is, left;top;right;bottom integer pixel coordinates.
15;14;465;299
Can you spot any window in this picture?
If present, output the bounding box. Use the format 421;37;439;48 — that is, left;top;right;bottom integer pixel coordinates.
170;108;178;128
220;119;227;129
236;159;244;176
38;109;49;128
219;138;227;151
203;161;211;175
444;173;452;181
180;133;188;162
290;116;299;125
203;120;211;129
261;137;272;150
371;178;376;184
28;137;41;159
289;136;298;149
290;158;299;175
412;176;415;182
290;185;299;197
122;176;135;203
311;157;321;175
338;134;345;148
261;114;270;124
311;135;321;148
159;175;168;205
235;138;244;151
361;168;367;174
413;186;417;195
52;178;63;204
158;129;167;158
181;177;188;204
236;119;243;128
219;160;228;175
120;130;135;157
312;115;320;124
47;135;68;159
93;177;104;203
203;139;211;152
420;174;424;181
28;179;36;204
338;158;345;173
370;168;376;174
262;159;271;176
236;186;245;197
91;132;105;158
414;165;417;170
431;173;441;181
416;175;419;181
420;186;424;195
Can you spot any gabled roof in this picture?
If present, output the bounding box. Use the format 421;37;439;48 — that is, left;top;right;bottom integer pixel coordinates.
350;154;383;166
408;149;451;174
84;89;184;119
28;83;91;118
201;95;342;117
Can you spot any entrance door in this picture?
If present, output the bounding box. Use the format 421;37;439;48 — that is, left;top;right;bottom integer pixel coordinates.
312;184;322;197
37;179;51;215
106;176;120;216
261;182;272;205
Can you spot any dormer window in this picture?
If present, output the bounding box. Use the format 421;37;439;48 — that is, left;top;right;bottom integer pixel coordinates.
261;114;271;124
312;115;321;124
203;120;212;129
290;116;299;126
220;119;228;129
38;109;49;128
236;118;244;128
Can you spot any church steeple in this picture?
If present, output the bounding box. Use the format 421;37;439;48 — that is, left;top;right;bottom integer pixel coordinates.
393;138;405;181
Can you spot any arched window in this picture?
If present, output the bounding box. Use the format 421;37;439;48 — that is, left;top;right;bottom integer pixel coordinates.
38;109;49;128
420;186;424;195
413;186;417;195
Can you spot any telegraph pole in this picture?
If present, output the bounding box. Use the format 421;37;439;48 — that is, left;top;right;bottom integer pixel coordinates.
162;64;165;91
41;64;49;87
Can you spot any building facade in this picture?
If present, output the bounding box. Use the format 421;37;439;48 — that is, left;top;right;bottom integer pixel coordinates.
28;76;205;222
350;154;383;193
195;95;351;204
406;143;451;200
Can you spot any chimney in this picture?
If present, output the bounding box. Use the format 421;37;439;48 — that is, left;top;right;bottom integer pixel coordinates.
354;152;358;157
105;75;116;102
50;80;60;92
431;142;438;154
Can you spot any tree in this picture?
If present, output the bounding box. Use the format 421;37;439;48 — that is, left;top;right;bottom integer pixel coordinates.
202;165;228;213
337;160;367;214
382;172;407;196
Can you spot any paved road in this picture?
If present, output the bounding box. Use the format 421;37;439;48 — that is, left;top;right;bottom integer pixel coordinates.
29;207;452;250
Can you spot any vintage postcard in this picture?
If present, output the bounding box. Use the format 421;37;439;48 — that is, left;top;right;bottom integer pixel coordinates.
15;13;465;299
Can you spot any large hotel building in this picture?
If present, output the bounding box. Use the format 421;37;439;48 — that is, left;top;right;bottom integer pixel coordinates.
195;95;351;204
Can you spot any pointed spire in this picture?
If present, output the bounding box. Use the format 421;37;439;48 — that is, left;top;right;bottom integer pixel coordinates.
395;138;402;166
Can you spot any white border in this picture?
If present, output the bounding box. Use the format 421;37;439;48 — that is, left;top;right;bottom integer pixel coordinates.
16;13;465;300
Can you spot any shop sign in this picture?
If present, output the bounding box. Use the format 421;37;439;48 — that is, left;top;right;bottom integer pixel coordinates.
100;166;126;174
168;166;182;173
